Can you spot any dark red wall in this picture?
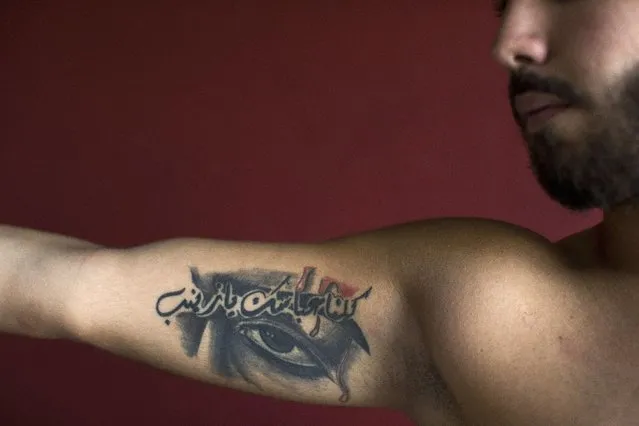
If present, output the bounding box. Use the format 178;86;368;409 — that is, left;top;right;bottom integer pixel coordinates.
0;2;600;425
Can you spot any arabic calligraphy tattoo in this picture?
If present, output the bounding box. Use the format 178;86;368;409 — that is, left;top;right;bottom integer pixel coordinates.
155;266;372;403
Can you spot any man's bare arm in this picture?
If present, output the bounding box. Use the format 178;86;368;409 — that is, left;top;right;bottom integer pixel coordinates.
0;225;100;339
65;234;424;409
0;219;564;420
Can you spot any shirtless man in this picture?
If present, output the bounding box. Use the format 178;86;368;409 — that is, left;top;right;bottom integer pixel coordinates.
2;0;639;424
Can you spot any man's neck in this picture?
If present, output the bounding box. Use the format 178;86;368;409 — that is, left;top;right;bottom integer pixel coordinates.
600;206;639;273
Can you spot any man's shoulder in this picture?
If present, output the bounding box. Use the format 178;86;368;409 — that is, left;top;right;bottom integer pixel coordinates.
401;219;639;425
394;218;593;424
344;217;573;320
362;217;567;279
350;218;639;425
377;217;558;252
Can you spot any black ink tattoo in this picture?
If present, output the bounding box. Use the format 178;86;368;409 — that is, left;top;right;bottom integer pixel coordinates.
155;266;372;403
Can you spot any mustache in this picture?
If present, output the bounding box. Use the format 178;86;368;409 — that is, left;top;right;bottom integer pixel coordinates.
509;71;584;106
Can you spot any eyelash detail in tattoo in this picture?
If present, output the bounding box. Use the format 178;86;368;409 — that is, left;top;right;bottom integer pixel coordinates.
237;319;327;376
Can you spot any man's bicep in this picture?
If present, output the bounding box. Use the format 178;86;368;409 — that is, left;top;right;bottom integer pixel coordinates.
70;237;421;409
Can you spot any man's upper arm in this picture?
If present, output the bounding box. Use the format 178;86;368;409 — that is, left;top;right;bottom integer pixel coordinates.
69;231;427;410
67;217;566;419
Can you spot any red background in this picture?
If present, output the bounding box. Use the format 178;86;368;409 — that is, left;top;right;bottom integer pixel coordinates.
0;1;600;425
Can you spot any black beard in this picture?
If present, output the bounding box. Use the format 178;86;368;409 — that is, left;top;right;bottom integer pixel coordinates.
520;67;639;212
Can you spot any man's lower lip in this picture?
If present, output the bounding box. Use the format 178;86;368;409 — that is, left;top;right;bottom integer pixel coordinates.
524;105;570;131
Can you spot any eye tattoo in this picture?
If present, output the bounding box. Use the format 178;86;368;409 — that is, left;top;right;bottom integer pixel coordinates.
155;266;372;403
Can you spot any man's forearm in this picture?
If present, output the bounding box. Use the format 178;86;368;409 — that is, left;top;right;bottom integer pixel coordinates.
0;225;100;339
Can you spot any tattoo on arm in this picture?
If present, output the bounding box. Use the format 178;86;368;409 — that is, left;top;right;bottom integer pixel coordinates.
155;266;372;403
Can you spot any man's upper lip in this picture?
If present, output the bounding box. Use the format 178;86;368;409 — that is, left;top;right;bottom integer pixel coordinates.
514;92;571;117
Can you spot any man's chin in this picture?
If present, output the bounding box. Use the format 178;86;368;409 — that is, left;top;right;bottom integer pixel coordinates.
526;140;601;212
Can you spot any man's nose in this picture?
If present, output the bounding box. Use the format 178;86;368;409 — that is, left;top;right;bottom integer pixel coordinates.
491;6;549;71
